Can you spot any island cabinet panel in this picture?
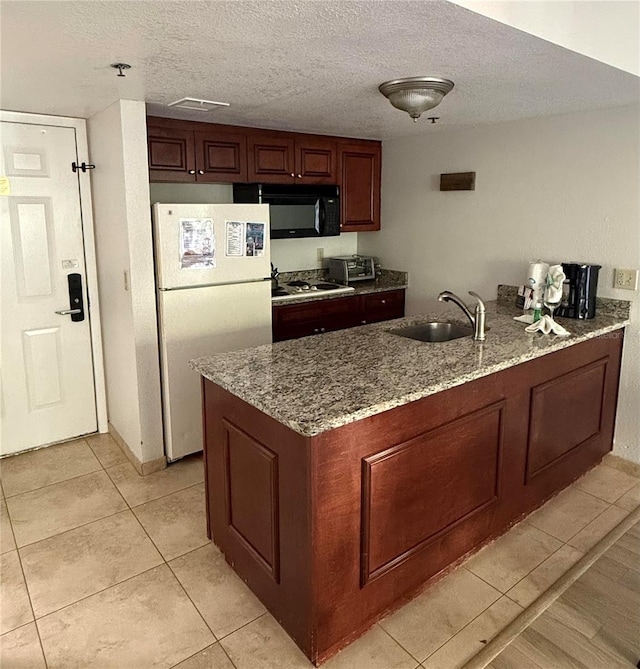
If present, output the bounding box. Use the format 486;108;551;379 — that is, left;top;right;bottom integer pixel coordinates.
361;400;504;585
526;358;608;481
201;332;623;666
223;420;280;582
203;383;313;654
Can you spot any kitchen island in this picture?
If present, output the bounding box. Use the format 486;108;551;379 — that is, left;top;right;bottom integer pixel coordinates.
191;292;629;665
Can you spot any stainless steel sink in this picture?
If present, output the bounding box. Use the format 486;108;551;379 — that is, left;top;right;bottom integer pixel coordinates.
391;322;474;343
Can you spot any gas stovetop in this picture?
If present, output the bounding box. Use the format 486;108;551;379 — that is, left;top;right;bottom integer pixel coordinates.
271;280;355;302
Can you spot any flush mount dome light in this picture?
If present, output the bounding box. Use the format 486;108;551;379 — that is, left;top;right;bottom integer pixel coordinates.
378;76;454;122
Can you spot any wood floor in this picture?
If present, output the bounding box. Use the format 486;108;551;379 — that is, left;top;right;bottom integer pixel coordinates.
488;521;640;669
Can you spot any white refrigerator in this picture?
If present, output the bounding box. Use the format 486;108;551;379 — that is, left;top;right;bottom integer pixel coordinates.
152;203;272;461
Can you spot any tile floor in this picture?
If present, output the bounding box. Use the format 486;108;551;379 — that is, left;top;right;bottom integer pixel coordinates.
489;520;640;668
1;436;639;669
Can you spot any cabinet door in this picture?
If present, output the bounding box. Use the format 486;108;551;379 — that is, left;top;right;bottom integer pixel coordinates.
272;297;358;342
295;136;337;184
248;132;295;183
195;130;248;183
147;125;196;182
360;290;405;325
339;142;381;232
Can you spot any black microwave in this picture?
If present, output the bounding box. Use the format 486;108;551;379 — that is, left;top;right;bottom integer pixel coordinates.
233;183;340;239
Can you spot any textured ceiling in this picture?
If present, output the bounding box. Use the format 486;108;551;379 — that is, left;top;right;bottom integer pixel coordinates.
1;0;638;139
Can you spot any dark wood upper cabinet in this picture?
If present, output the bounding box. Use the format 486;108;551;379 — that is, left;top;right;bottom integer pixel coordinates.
339;142;381;232
146;117;382;228
248;131;337;184
194;130;247;183
148;117;248;183
295;136;337;184
147;124;196;182
247;132;296;183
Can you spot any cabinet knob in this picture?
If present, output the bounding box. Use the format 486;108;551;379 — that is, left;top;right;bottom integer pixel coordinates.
188;170;196;175
313;328;320;334
381;299;386;304
320;327;326;333
290;172;295;177
198;169;204;175
297;174;302;178
361;320;367;325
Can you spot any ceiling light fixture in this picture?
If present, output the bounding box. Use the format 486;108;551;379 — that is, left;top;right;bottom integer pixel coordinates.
167;97;230;112
378;76;454;122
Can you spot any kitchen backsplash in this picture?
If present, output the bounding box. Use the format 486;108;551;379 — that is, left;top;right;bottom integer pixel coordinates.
271;234;358;272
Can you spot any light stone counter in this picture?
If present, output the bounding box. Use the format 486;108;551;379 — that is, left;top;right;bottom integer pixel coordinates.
191;298;630;437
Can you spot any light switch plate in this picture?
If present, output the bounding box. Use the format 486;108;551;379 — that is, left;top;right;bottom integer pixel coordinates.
316;247;324;261
614;268;638;290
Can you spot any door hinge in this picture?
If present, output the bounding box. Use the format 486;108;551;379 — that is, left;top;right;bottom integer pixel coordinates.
72;161;96;173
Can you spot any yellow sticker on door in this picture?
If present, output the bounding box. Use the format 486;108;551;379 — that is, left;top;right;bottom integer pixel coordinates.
0;177;11;196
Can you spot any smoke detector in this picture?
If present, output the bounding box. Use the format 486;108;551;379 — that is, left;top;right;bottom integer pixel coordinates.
167;97;230;112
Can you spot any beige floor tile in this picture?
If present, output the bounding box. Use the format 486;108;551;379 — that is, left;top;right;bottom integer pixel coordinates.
221;614;311;669
106;455;204;507
379;568;501;662
6;471;127;547
575;463;639;503
422;596;523;669
616;482;640;512
173;643;235;669
85;432;128;468
0;439;101;498
0;623;46;669
464;523;562;593
544;594;603;638
20;510;163;618
0;551;33;635
133;483;209;560
324;626;419;669
525;486;610;542
567;505;629;553
169;543;265;639
506;544;583;608
37;564;213;669
1;499;16;554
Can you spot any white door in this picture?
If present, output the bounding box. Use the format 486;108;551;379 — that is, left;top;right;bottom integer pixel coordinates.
1;121;97;455
158;280;272;461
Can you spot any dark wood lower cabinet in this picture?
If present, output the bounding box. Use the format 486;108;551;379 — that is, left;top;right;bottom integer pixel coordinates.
272;289;405;342
202;332;624;665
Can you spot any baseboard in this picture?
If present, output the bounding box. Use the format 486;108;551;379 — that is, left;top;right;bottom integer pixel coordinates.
108;422;167;476
604;452;640;478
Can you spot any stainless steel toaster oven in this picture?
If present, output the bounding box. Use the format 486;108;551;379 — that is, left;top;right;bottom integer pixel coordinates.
327;256;376;284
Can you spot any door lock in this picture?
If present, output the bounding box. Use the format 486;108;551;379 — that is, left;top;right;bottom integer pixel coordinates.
55;273;85;321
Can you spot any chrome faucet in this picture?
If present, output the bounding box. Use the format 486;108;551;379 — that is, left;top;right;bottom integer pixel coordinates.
438;290;486;341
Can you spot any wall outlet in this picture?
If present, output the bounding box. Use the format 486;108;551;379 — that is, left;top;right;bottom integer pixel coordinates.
614;268;638;290
316;247;324;262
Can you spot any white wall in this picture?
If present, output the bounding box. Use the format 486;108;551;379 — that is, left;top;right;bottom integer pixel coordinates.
359;104;640;463
88;100;164;465
450;0;640;76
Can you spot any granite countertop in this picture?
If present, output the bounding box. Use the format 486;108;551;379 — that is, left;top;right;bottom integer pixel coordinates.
191;292;630;437
272;269;408;306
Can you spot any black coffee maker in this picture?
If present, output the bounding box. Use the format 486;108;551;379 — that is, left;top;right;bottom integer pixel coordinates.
555;263;601;319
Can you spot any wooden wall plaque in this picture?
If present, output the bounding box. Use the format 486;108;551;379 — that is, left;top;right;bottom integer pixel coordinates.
440;171;476;191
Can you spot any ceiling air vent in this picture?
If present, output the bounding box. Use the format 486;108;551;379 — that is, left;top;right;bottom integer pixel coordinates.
167;97;230;112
